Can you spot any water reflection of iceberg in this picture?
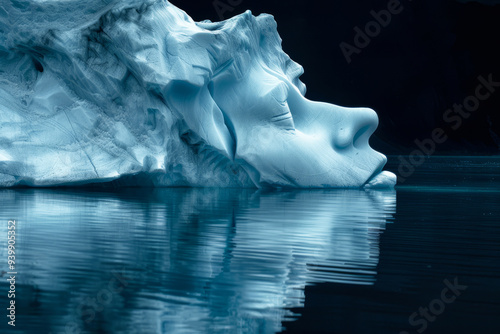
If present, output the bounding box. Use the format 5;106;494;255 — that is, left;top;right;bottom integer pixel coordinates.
0;188;396;333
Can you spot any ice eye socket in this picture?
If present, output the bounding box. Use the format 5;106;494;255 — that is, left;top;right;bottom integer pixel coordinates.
267;82;295;131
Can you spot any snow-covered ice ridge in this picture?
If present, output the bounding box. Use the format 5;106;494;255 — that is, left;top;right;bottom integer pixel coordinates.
0;0;396;188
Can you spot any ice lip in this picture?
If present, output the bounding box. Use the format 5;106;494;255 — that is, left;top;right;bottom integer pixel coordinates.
364;170;397;189
363;155;396;189
363;156;386;184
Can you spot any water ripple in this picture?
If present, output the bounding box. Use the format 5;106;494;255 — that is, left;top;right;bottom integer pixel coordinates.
0;188;395;333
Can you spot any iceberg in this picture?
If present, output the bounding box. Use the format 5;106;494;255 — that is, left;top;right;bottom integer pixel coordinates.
0;0;396;188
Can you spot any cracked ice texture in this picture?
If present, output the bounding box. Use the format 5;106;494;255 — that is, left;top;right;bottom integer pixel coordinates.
0;0;396;188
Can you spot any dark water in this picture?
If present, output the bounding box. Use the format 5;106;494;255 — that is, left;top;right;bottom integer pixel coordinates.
1;157;499;334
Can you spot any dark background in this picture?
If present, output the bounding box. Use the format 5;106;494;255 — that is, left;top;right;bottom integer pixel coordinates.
171;0;500;155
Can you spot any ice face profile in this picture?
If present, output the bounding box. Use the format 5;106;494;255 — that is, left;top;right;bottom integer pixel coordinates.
0;0;396;188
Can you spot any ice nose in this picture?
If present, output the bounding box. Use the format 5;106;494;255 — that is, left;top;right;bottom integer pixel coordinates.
332;107;379;150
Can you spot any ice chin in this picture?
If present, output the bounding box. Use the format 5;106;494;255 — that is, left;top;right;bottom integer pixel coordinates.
0;0;396;188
